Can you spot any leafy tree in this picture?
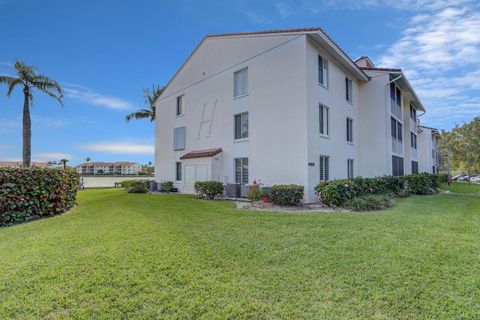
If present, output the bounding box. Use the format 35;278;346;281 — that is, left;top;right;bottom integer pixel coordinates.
126;85;163;122
439;117;480;172
0;60;63;168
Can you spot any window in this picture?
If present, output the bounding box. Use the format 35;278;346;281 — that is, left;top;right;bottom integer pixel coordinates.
411;161;418;174
392;155;404;177
346;117;353;143
347;159;354;179
176;95;184;116
409;104;416;120
234;112;248;140
235;158;248;184
411;133;417;149
345;78;353;103
319;104;329;136
318;55;329;87
173;126;186;150
391;117;403;141
319;155;329;181
234;67;248;97
175;162;182;181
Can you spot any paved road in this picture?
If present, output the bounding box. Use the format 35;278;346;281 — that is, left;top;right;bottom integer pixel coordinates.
81;176;153;188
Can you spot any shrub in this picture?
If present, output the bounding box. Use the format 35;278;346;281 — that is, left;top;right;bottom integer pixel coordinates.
0;168;79;226
194;181;224;199
127;181;148;193
269;184;304;206
161;181;174;192
401;173;433;195
344;194;393;212
247;184;263;202
119;179;146;189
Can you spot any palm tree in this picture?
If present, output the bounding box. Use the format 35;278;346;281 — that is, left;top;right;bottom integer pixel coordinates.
85;157;92;175
126;85;163;122
0;60;63;168
59;159;69;170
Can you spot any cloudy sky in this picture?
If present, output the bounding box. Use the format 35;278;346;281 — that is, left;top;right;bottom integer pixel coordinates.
1;0;479;165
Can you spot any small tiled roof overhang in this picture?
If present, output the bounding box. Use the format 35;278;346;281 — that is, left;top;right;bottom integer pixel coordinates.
180;148;222;160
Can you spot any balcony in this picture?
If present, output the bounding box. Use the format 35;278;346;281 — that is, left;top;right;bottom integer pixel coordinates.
392;138;403;155
411;148;418;160
391;99;402;120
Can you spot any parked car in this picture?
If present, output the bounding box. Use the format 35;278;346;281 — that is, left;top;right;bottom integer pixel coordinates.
458;175;470;181
470;175;480;183
452;174;463;181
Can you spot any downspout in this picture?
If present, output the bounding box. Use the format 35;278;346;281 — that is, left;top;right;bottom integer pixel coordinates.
385;73;403;175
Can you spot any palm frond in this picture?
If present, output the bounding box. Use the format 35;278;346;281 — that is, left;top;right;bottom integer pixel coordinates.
0;75;22;96
31;75;64;106
125;109;153;122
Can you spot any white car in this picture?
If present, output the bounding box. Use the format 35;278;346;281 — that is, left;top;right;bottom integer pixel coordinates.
470;175;480;183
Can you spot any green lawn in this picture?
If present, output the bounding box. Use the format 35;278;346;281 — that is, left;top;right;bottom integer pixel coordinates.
441;181;480;194
1;190;479;319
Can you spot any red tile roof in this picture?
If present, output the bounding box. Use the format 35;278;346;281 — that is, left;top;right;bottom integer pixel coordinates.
0;161;48;168
180;148;223;160
360;66;402;72
77;161;138;167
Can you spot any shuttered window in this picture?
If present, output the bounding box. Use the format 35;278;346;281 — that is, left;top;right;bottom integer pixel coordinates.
319;155;329;181
235;158;248;184
234;112;248;140
347;159;354;179
346;78;353;102
392;155;404;177
318;55;329;87
173;126;186;150
175;162;182;181
346;117;353;143
319;104;329;136
234;68;248;97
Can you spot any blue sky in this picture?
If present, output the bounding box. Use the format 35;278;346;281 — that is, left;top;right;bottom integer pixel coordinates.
1;0;479;165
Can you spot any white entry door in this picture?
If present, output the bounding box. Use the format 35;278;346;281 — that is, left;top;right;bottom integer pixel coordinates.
184;164;209;192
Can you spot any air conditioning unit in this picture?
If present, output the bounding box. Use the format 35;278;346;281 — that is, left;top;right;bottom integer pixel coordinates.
225;183;241;198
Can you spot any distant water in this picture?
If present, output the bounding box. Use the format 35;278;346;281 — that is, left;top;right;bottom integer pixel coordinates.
81;176;153;188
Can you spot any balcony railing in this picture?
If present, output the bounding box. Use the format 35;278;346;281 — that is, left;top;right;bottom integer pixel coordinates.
392;138;403;155
411;148;418;160
391;99;402;120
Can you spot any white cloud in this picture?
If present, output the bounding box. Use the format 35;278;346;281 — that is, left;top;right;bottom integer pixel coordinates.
63;83;134;110
374;3;480;128
83;141;154;155
33;152;72;161
245;12;273;25
0;115;70;133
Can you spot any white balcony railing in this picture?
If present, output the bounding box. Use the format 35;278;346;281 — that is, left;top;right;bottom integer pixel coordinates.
410;118;418;132
392;138;403;155
391;99;402;120
411;148;418;160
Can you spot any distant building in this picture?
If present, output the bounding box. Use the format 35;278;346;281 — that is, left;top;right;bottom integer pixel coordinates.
418;126;441;174
0;161;49;168
76;162;142;175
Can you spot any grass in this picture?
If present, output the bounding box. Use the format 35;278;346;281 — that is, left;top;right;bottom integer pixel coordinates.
1;190;479;319
441;181;480;194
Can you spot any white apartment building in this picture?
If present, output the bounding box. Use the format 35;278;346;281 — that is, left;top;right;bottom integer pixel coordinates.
76;162;142;175
418;126;441;174
154;28;437;202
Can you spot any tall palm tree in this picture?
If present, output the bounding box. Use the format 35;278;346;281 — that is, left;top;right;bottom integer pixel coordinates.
126;85;163;122
0;60;63;168
59;159;69;170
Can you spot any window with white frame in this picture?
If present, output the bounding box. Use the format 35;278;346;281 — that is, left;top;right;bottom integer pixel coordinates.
411;161;418;174
409;104;416;120
234;67;248;97
346;117;353;143
410;132;417;149
345;78;353;103
235;158;248;184
175;162;182;181
391;117;403;141
392;155;404;176
318;55;329;87
234;112;248;140
176;95;184;116
390;83;402;107
319;155;329;181
319;104;329;136
347;159;354;179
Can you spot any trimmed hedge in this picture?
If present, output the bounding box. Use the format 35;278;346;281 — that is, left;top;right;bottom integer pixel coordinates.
315;173;443;207
127;181;148;193
194;181;224;199
344;194;394;212
0;168;79;226
119;179;147;189
269;184;304;206
161;181;174;192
